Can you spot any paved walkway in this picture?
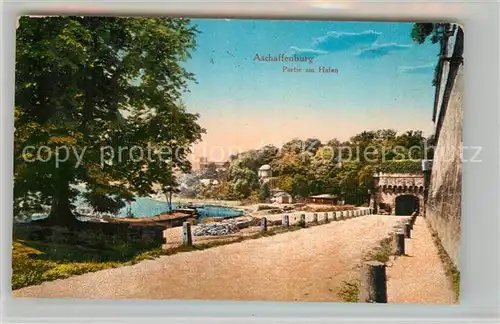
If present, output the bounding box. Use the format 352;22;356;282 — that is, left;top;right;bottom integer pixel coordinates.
14;215;400;301
386;216;456;304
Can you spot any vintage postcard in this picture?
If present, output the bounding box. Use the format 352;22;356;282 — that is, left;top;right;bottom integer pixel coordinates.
12;17;463;303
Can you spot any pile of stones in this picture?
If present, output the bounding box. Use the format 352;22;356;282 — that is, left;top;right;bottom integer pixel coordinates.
193;221;240;236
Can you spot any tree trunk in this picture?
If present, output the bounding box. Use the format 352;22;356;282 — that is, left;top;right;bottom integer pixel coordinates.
165;187;173;213
46;179;79;227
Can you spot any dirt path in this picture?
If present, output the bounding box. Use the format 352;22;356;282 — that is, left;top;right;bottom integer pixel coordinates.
386;216;456;304
13;216;401;301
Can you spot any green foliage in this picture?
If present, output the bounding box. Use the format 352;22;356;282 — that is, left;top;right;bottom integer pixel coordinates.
12;240;120;290
430;228;460;302
410;23;436;44
376;160;422;174
365;236;393;263
14;17;204;224
12;215;311;290
213;130;425;204
338;280;359;302
259;182;271;201
82;190;127;214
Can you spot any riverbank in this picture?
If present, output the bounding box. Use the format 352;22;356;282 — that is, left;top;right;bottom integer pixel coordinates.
161;196;243;207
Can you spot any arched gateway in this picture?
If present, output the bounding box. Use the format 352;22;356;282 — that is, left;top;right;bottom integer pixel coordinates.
372;172;425;216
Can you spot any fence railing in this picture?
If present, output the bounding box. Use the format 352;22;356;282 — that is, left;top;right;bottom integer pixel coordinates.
173;207;375;246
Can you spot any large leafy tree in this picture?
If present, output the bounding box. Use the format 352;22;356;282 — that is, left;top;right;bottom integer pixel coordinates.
14;16;204;225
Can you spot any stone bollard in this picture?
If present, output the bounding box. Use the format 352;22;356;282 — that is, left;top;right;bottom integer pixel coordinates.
182;222;192;246
282;214;289;227
403;223;411;238
299;214;306;227
260;217;268;232
324;212;329;223
406;219;413;230
332;212;337;221
313;213;318;224
393;232;405;256
359;261;388;303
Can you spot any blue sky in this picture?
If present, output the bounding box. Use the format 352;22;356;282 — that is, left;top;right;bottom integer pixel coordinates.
181;19;440;162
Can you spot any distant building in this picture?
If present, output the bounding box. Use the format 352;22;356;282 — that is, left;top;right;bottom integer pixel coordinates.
271;191;293;204
199;179;220;186
199;157;228;172
307;194;339;205
258;164;272;179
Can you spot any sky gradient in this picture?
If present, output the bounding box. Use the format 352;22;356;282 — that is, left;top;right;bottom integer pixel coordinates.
182;19;440;166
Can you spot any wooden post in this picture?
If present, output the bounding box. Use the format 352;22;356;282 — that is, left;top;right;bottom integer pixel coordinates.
403;223;411;238
313;213;318;224
300;214;306;227
260;217;268;232
359;261;387;303
182;222;192;246
393;232;405;256
324;212;329;223
282;214;289;227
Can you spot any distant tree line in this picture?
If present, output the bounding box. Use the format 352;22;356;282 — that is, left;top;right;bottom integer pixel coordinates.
186;130;428;205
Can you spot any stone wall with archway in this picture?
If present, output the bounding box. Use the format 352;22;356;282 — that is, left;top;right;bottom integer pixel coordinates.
373;173;425;216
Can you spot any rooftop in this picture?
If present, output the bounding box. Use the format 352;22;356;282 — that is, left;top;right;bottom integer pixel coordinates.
273;191;291;197
309;194;338;199
259;164;271;171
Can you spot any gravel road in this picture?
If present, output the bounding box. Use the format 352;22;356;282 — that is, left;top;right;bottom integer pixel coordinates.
13;216;406;301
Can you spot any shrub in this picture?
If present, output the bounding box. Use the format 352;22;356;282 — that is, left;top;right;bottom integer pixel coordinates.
376;160;422;174
338;280;359;302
